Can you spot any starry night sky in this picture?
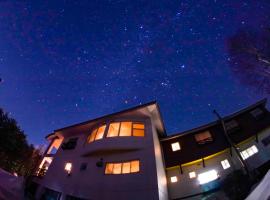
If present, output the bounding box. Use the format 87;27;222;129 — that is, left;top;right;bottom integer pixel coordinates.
0;1;269;145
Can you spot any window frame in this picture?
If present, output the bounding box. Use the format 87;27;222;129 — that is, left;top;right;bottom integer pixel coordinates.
87;124;107;143
225;120;240;133
171;142;181;152
240;145;259;160
106;121;145;138
194;131;213;145
104;159;140;175
221;159;230;169
250;108;265;120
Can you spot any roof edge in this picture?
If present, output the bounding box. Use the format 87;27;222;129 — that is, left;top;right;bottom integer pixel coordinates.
161;98;267;141
53;101;158;133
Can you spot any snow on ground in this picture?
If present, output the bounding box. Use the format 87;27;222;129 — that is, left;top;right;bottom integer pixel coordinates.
0;168;24;200
246;170;270;200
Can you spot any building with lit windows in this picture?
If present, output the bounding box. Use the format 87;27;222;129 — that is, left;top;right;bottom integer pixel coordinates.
29;99;270;200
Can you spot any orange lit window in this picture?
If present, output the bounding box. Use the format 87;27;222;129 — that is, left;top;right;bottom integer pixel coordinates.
107;122;120;137
195;131;213;144
113;163;122;174
130;160;140;173
133;123;145;137
119;122;132;136
107;122;145;138
105;160;140;175
95;125;106;140
88;128;97;143
105;163;114;174
122;162;131;174
88;125;106;143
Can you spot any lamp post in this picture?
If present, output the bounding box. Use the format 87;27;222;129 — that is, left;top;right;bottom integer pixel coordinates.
213;110;249;176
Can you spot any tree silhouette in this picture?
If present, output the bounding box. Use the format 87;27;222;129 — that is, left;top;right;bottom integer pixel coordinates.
227;28;270;93
0;108;41;176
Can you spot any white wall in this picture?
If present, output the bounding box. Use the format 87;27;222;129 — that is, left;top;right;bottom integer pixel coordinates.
151;119;169;200
34;116;162;200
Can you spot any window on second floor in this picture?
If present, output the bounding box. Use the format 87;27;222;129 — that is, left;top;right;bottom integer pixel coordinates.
250;108;265;120
225;120;239;133
105;160;140;174
195;131;213;144
87;125;106;143
107;122;145;138
62;137;78;150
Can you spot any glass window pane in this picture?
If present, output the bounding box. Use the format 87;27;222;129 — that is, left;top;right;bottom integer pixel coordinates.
95;125;106;140
133;129;145;137
107;123;120;137
171;142;181;151
119;122;132;136
88;129;97;143
105;163;114;174
133;123;144;129
130;160;140;173
251;145;258;153
113;163;122;174
122;162;131;174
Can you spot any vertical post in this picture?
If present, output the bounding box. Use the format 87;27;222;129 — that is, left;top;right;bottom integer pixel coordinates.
202;158;205;168
179;164;183;174
213;110;249;175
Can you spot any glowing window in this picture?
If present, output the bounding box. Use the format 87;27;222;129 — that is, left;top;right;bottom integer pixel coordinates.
122;162;131;174
195;131;213;144
107;122;120;137
130;160;140;173
88;128;97;143
189;171;196;179
88;125;107;143
105;163;114;174
64;163;72;174
105;160;140;175
170;176;178;183
113;163;122;174
133;123;145;137
119;122;132;136
221;159;230;169
240;145;259;160
171;142;181;151
198;170;218;184
95;125;106;140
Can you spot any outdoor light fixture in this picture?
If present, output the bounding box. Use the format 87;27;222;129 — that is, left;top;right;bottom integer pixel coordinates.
65;162;72;175
198;170;218;184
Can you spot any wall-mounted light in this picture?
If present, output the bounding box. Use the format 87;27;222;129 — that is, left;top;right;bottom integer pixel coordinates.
65;162;72;175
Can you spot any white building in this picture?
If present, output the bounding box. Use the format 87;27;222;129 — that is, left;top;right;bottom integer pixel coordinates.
29;99;270;200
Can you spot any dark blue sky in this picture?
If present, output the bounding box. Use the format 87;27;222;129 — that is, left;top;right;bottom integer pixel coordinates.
0;1;269;145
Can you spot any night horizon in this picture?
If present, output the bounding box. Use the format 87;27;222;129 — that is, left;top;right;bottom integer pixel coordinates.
1;1;270;146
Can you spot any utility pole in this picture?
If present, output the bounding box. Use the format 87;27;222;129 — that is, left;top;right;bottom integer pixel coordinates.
213;110;249;176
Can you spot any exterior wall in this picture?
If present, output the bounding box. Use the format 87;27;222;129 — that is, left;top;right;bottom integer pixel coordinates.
166;126;270;200
151;119;169;200
166;150;241;199
33;115;162;200
238;127;270;170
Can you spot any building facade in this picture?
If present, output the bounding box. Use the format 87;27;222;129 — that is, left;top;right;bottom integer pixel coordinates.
30;99;270;200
